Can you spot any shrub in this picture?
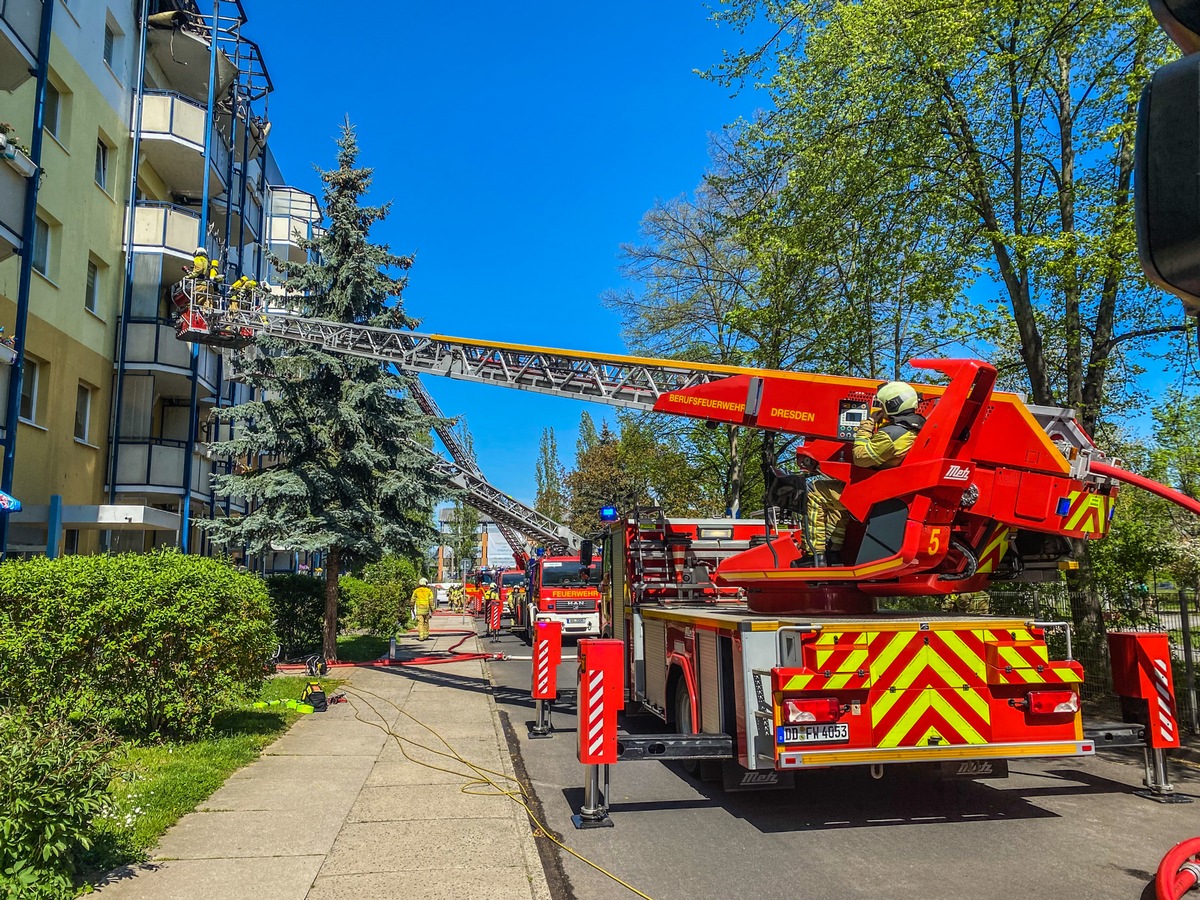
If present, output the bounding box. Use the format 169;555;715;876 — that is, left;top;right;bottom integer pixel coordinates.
265;573;328;659
340;575;383;634
359;554;420;634
0;707;116;899
0;551;275;739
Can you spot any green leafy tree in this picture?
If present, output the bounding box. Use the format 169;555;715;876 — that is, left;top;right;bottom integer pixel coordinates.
534;427;567;521
203;121;443;660
446;500;481;579
709;0;1186;431
566;422;652;531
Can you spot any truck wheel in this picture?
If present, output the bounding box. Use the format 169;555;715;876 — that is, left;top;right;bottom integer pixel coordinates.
675;680;700;776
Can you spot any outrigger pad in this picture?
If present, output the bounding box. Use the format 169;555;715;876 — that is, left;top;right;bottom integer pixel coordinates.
855;498;908;565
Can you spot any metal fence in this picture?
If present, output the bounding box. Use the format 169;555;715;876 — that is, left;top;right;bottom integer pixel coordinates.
985;586;1199;734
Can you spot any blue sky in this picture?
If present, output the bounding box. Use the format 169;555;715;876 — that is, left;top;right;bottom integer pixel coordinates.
258;0;767;511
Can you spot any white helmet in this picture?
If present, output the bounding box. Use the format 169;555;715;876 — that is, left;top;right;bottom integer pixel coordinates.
419;577;428;586
876;381;919;416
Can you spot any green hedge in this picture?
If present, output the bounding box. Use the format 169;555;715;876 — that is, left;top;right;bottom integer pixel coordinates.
354;555;420;635
265;573;329;659
0;551;275;740
0;708;116;899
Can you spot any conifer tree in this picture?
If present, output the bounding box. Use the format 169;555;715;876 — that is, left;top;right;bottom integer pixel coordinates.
203;121;443;660
534;427;566;522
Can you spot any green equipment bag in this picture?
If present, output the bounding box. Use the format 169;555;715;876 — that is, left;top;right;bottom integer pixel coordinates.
301;680;328;712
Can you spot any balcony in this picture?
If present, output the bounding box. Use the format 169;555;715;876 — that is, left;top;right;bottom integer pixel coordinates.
113;438;216;498
211;187;262;247
0;0;40;92
267;187;321;265
131;201;205;262
0;144;25;261
122;320;221;395
146;15;236;106
139;91;230;198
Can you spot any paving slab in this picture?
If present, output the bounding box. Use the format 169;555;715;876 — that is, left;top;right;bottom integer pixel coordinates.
266;721;388;757
318;819;526;876
152;808;347;859
348;783;512;822
93;856;325;899
306;866;538;900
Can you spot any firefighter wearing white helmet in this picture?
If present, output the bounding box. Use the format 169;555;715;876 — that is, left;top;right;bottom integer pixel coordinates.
411;576;435;641
797;381;925;568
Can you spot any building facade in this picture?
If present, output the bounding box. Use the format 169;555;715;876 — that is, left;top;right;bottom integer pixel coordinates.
0;0;322;564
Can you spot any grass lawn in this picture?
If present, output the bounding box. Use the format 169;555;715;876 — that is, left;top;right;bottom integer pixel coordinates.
337;632;393;661
81;675;340;878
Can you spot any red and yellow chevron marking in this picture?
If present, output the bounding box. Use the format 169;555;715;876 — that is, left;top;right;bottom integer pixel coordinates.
782;632;871;690
869;630;991;747
983;628;1083;684
1062;490;1113;536
975;525;1012;575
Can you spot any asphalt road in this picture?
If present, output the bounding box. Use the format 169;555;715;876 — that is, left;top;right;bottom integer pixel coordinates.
479;622;1200;900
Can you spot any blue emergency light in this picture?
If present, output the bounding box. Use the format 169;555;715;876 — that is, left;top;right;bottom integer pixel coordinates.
600;506;619;523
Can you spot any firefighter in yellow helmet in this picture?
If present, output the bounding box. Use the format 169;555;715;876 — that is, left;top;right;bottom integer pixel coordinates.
448;582;466;614
796;381;926;568
411;577;435;641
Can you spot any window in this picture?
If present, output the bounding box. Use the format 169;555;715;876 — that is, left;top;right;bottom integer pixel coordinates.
85;259;99;313
31;216;49;276
43;82;60;139
74;383;91;441
103;25;115;67
94;138;108;190
19;359;38;423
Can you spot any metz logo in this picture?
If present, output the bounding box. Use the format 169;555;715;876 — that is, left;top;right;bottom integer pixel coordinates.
956;761;993;776
739;771;781;786
943;464;971;482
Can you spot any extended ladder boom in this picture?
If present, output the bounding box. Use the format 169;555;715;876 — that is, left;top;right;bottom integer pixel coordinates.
423;450;581;553
211;306;731;411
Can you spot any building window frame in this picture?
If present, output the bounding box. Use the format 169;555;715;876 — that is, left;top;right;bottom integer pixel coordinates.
19;359;39;425
94;138;109;191
31;216;50;277
43;81;61;141
85;257;100;314
103;23;115;68
74;382;92;443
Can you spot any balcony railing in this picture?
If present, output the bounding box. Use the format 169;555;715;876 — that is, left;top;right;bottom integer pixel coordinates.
267;187;322;265
0;149;24;261
122;318;221;392
132;201;203;260
113;438;216;497
139;91;230;197
0;0;40;92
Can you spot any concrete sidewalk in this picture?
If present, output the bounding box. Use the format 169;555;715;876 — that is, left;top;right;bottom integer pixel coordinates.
94;612;551;900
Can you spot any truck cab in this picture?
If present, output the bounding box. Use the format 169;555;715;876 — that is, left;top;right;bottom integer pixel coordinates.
519;555;601;642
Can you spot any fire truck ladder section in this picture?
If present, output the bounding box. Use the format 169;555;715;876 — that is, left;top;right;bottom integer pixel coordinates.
406;376;548;559
209;306;728;412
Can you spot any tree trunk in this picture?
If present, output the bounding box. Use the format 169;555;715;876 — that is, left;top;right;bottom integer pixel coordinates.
323;547;340;661
727;424;742;517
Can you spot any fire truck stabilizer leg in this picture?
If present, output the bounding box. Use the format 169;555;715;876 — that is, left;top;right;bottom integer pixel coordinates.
530;698;552;738
572;764;614;830
1136;747;1194;804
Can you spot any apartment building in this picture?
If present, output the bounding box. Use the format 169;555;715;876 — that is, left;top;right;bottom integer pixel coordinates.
0;0;322;562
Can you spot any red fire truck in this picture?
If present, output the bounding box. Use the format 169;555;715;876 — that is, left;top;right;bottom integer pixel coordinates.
176;302;1200;781
513;554;602;642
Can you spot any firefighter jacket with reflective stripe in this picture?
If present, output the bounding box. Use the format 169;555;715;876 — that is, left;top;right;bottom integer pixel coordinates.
411;586;434;616
852;412;926;469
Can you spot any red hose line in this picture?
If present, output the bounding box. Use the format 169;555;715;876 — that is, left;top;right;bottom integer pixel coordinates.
1156;837;1200;900
1091;461;1200;516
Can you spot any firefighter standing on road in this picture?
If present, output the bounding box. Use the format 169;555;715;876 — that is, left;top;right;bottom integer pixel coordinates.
449;583;465;614
411;577;435;641
797;381;926;568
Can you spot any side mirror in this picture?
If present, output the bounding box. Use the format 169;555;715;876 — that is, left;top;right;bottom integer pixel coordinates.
580;539;594;567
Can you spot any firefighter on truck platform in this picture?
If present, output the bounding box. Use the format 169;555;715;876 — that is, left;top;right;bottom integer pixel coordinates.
796;380;926;567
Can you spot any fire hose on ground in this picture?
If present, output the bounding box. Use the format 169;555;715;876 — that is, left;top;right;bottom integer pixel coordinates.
1156;838;1200;899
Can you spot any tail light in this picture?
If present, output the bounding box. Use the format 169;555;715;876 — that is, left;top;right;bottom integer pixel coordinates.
783;697;841;724
1026;690;1079;715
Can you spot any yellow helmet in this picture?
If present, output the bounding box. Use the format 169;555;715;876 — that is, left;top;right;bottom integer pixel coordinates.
876;381;919;416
